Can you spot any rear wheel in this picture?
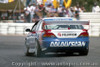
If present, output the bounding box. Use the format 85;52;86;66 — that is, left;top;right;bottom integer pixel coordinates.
25;48;33;56
79;49;89;56
34;40;42;57
25;40;34;56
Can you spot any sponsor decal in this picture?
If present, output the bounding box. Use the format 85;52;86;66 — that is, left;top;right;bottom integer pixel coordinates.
58;33;61;36
58;33;77;37
62;33;77;36
50;41;85;47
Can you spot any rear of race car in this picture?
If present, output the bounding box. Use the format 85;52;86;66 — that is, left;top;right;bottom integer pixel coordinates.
40;19;89;55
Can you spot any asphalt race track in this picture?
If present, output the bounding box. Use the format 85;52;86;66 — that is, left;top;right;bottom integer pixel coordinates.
0;36;100;67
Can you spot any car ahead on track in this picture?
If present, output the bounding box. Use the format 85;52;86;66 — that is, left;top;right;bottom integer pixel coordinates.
25;17;89;57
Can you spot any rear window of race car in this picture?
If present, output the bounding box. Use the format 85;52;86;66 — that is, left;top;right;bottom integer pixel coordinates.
44;24;84;30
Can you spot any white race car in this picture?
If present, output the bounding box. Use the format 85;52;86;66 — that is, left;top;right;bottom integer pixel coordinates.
25;17;89;57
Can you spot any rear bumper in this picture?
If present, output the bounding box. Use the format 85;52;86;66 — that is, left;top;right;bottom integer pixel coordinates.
43;47;88;52
40;37;89;52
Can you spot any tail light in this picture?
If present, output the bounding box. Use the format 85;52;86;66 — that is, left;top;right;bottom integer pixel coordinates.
43;33;56;37
43;30;56;38
79;29;89;37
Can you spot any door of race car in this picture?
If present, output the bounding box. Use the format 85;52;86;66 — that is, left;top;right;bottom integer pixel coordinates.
26;26;37;48
25;22;39;51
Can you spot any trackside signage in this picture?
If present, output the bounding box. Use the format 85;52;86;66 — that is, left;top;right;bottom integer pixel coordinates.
0;0;14;3
0;0;8;3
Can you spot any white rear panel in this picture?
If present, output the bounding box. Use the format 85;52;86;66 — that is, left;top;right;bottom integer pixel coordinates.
51;30;83;38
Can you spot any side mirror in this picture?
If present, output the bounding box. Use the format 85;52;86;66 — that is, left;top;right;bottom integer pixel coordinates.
25;29;31;32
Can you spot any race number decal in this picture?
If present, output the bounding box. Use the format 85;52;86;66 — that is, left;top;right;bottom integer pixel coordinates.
50;41;85;47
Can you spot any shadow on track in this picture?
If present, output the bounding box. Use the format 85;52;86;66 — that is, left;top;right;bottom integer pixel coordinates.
25;52;86;58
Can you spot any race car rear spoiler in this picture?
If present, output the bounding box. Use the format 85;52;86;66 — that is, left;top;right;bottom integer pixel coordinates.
44;20;89;25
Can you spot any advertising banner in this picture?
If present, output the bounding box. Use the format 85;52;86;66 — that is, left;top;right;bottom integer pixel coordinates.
0;0;14;3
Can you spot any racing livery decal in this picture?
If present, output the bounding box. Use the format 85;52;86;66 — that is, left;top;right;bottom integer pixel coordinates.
50;41;86;47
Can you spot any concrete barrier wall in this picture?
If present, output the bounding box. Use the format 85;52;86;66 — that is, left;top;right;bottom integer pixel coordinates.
0;23;34;35
0;23;100;37
89;23;100;37
79;12;100;37
0;12;100;37
80;12;100;23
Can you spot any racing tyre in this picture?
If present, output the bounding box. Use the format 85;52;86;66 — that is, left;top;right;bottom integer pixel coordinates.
79;49;89;56
34;40;42;57
25;48;33;56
